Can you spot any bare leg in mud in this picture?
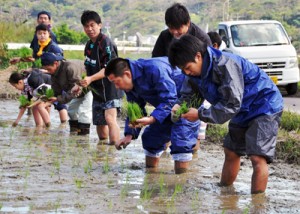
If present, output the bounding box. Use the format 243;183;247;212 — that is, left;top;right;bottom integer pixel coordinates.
220;148;240;186
250;155;268;194
220;148;269;194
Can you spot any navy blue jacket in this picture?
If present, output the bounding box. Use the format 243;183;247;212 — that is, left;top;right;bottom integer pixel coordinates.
124;57;184;138
180;47;283;125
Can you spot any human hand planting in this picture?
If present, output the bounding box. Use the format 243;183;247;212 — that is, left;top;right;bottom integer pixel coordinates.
115;135;132;150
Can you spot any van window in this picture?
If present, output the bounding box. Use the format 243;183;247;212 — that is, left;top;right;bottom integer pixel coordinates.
230;23;289;47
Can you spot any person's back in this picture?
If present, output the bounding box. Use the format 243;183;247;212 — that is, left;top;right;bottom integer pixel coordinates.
27;69;51;90
152;3;211;57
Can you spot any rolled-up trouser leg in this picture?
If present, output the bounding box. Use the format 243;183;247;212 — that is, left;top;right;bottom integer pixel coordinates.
142;120;172;157
171;118;200;162
78;91;93;125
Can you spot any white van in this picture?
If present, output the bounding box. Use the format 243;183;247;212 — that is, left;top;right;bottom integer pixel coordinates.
218;20;299;95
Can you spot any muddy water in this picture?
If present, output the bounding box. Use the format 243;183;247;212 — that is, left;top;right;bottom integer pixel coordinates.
0;99;300;214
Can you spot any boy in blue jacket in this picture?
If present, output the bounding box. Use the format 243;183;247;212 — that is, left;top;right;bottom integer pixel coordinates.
105;57;199;174
169;34;283;193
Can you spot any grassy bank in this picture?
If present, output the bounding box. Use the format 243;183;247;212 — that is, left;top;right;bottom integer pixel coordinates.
206;110;300;164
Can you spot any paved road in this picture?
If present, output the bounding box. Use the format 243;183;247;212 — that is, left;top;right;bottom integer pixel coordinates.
283;97;300;114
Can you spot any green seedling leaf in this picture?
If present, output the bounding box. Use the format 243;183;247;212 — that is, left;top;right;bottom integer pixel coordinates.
19;47;32;58
127;102;143;123
175;101;188;118
18;94;31;108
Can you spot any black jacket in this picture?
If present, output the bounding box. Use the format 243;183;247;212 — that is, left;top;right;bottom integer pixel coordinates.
84;33;123;102
152;22;212;57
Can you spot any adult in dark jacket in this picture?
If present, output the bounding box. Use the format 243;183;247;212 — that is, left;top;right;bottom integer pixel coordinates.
105;57;199;174
169;34;283;194
30;11;58;54
152;3;211;58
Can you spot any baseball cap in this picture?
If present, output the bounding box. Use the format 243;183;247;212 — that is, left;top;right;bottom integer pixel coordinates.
41;52;64;66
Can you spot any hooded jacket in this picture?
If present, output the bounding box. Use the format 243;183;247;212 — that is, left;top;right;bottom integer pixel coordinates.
180;47;283;125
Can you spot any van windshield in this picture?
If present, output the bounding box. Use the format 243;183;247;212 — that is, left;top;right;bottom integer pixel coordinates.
230;23;289;47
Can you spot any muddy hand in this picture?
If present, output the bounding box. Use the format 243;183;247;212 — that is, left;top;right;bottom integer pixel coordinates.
115;135;133;150
71;85;82;97
115;141;131;150
128;122;143;128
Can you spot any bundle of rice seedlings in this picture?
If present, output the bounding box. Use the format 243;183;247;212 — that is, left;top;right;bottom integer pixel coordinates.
127;102;144;124
19;47;32;58
175;101;188;118
18;95;31;108
45;88;54;99
81;72;99;95
34;58;42;68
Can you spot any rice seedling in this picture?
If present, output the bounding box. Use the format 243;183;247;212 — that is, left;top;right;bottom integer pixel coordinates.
103;153;110;174
74;202;86;211
47;197;62;212
174;101;188;118
127;101;144;125
191;190;201;211
84;159;92;174
158;173;167;197
175;94;202;118
19;47;32;58
33;58;42;68
120;173;130;199
18;95;31;108
140;174;153;201
74;178;84;189
81;72;99;95
243;206;250;214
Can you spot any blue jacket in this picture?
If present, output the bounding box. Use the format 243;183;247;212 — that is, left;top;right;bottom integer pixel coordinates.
180;47;283;125
124;57;184;138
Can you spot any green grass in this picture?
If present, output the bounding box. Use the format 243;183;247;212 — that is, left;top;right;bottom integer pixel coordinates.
204;110;300;164
280;111;300;131
276;130;300;164
63;50;151;61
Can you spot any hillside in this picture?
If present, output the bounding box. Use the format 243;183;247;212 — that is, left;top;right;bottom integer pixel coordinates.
0;0;299;50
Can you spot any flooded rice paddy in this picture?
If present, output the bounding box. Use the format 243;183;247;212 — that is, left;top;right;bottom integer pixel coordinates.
0;99;300;213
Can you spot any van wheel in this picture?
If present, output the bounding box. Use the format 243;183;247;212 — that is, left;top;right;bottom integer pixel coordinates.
286;83;298;95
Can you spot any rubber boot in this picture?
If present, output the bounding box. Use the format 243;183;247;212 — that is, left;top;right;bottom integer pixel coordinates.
174;161;190;174
145;156;159;168
69;120;78;132
78;122;90;135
